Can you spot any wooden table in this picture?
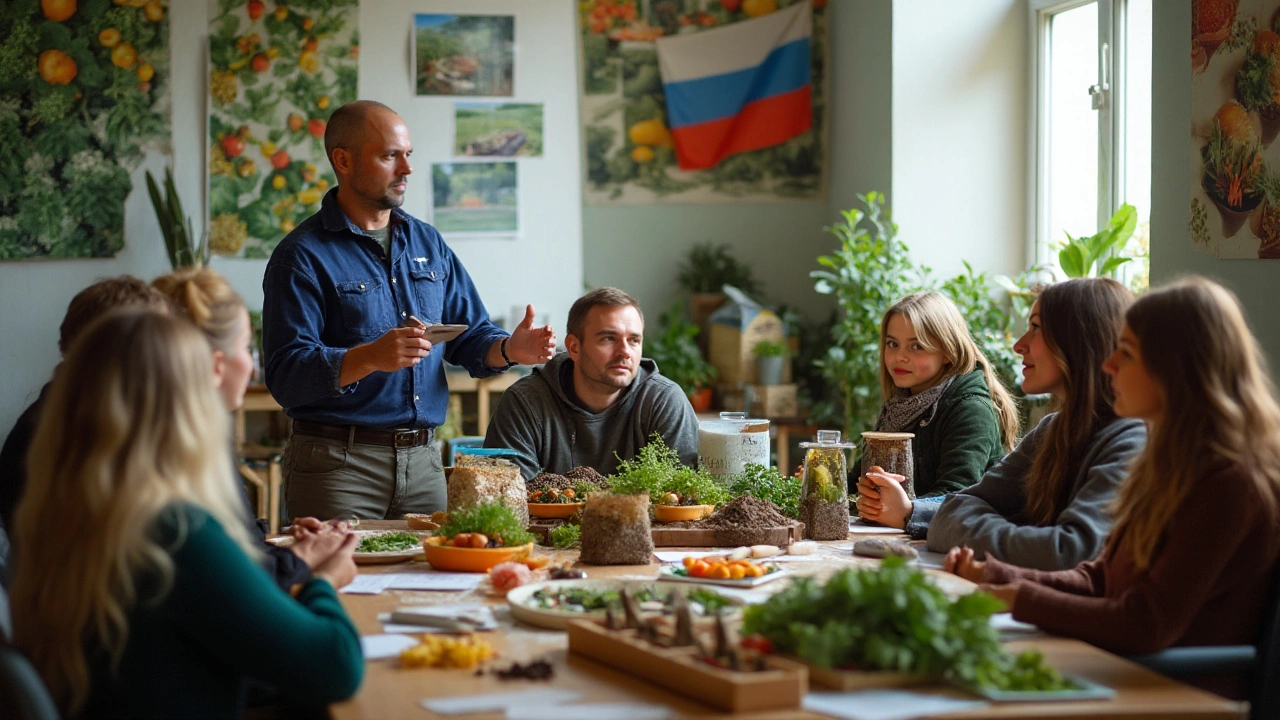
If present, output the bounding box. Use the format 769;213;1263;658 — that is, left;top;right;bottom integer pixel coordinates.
328;528;1246;720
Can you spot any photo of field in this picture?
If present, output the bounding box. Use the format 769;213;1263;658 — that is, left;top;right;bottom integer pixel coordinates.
454;102;543;157
414;14;514;97
431;162;518;236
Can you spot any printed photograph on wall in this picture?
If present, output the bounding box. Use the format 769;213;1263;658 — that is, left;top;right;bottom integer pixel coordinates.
0;0;172;261
414;14;514;97
1190;0;1280;259
431;161;518;236
578;0;828;206
207;0;359;259
454;102;543;157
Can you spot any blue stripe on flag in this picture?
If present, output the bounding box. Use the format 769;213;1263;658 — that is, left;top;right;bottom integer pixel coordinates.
664;38;810;129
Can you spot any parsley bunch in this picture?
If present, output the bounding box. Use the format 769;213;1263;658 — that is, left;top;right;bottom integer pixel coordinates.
438;501;535;547
727;463;803;518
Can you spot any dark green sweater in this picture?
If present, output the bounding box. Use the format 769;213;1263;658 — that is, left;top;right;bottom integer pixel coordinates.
81;505;363;719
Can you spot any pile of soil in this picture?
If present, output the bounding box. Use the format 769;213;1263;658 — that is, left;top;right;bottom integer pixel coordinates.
799;496;849;540
529;466;609;493
697;496;795;547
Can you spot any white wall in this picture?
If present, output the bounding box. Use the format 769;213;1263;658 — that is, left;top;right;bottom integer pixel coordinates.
890;0;1029;279
0;0;583;434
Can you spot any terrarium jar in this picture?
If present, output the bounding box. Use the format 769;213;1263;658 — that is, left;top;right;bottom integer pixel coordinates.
798;430;853;540
860;431;916;500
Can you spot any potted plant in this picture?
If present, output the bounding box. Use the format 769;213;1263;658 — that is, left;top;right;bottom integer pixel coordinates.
677;242;764;330
1201;100;1264;238
145;167;208;269
751;339;790;386
646;301;718;412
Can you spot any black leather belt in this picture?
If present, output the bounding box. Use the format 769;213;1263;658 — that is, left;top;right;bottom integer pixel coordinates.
292;420;434;448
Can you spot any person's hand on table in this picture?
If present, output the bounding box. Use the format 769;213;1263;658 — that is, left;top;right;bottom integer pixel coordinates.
506;304;557;364
943;546;986;583
290;519;352;570
980;582;1020;612
855;465;911;528
311;533;359;589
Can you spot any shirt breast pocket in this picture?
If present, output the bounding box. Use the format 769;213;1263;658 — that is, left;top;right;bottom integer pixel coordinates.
409;264;448;323
335;277;392;342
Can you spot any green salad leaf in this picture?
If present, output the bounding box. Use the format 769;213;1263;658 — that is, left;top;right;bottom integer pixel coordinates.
356;531;420;553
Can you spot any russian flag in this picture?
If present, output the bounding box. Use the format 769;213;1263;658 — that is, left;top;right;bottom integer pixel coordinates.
656;2;812;171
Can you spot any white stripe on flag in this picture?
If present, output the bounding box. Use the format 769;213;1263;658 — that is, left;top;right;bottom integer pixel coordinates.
655;1;811;85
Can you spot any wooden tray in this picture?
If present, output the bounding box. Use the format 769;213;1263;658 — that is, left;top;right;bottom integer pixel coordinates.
528;520;806;548
797;657;928;690
566;620;807;713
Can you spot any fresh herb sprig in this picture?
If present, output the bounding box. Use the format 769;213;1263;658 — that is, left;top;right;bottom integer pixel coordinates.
608;434;727;507
438;501;535;547
1203;122;1263;209
356;531;420;553
548;523;581;549
727;464;803;518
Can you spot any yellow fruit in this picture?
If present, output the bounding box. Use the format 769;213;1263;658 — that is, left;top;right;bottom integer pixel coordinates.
631;145;655;163
742;0;776;17
272;175;287;189
42;0;76;22
316;95;330;109
144;0;163;22
261;141;277;157
274;5;288;21
627;118;672;148
316;179;329;190
280;218;296;232
111;43;138;69
38;49;77;85
136;63;154;82
297;187;323;205
266;46;280;58
301;17;314;30
99;28;121;48
299;50;320;73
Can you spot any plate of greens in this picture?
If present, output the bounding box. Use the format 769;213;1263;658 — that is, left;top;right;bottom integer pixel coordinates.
506;579;741;630
353;530;427;564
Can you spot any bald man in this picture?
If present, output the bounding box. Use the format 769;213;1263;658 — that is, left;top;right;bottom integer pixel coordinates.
262;100;556;521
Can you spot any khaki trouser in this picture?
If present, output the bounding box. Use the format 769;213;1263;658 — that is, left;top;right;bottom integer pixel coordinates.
282;430;446;520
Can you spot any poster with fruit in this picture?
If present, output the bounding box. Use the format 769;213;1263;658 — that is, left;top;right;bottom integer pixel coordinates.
1190;0;1280;258
207;0;358;258
579;0;827;205
0;0;172;261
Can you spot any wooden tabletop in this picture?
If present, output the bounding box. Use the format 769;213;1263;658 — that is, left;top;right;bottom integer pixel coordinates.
329;526;1246;720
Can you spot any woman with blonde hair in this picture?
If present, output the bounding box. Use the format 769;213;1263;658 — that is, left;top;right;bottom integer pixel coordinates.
10;310;362;717
927;277;1146;569
153;267;343;590
854;292;1019;538
946;277;1280;697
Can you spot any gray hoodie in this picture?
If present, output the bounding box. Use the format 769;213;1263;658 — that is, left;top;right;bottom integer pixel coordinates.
483;352;700;480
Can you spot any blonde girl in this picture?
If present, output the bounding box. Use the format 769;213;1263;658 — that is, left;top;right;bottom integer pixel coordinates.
927;277;1146;569
947;278;1280;698
10;311;363;717
855;292;1019;537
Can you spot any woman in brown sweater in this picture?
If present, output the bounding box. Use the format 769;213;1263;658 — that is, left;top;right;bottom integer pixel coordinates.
945;278;1280;698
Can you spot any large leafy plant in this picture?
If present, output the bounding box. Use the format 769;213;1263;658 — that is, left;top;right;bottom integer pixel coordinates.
677;241;763;296
1056;203;1138;278
145;167;206;269
645;300;717;395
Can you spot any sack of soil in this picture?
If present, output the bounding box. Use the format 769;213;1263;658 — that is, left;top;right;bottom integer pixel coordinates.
578;492;654;565
448;456;529;527
799;495;848;541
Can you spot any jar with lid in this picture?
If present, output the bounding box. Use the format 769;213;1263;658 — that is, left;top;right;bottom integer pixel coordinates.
860;431;916;499
798;430;853;540
697;412;770;478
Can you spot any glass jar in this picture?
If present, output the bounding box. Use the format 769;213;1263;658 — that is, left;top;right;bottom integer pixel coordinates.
860;431;916;499
697;412;770;477
798;430;853;540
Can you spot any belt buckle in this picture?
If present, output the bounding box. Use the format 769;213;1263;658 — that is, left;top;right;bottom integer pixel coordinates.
393;430;418;448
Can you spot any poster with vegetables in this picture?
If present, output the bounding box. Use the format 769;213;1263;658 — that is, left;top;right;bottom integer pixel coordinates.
0;0;171;261
1190;0;1280;259
207;0;358;259
578;0;827;205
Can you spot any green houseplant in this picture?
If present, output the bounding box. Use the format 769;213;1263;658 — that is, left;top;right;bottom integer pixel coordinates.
752;339;790;386
678;242;764;329
146;167;208;270
646;300;717;411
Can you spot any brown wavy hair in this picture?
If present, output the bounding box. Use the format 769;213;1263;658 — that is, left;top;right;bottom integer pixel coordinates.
1111;278;1280;569
1023;277;1134;525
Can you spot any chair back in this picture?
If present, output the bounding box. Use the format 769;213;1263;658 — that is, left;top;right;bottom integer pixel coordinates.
1249;560;1280;719
0;643;59;720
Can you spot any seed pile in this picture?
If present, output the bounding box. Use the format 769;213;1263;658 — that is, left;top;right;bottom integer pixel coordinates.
564;466;606;485
491;658;554;681
800;495;849;540
529;466;608;493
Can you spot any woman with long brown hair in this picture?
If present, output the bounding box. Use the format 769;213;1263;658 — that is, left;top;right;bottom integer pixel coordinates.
946;278;1280;697
9;311;363;718
927;277;1146;569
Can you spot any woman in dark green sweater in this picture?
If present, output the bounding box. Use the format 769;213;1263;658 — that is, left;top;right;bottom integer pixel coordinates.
9;311;364;718
855;292;1019;537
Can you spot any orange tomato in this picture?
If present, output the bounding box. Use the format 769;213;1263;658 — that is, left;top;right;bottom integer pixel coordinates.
273;4;288;21
42;0;76;22
307;118;326;137
247;0;264;20
299;50;320;73
709;565;732;580
743;0;776;17
287;113;304;131
683;556;697;569
251;53;270;72
689;560;709;577
302;17;314;31
270;149;291;169
728;565;746;580
144;0;163;22
316;95;330;109
631;145;654;163
38;50;77;85
136;63;154;82
99;28;121;48
111;43;138;69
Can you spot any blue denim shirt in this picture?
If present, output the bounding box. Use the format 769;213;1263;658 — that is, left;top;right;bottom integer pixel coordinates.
262;189;509;429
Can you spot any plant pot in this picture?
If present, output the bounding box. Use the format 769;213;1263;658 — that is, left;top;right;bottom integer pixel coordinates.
422;537;533;572
688;386;714;413
756;355;786;385
527;502;585;519
1203;172;1263;238
653;504;714;522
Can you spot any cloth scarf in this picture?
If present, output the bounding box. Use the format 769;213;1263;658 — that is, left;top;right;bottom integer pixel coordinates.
875;375;955;433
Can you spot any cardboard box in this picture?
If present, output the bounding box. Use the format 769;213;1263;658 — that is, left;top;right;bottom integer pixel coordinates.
707;286;789;385
747;383;798;418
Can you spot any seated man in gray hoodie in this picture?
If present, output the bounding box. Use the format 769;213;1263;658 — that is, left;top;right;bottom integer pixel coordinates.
484;287;699;480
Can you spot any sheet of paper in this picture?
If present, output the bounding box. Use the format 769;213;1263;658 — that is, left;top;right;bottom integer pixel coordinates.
339;575;395;595
383;572;486;591
770;553;825;562
389;604;498;630
359;633;418;660
507;702;673;720
652;550;726;564
990;612;1044;639
421;689;583;715
848;521;908;535
802;690;988;720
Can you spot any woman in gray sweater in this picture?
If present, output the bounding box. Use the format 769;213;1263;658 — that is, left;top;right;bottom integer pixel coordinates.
925;278;1147;571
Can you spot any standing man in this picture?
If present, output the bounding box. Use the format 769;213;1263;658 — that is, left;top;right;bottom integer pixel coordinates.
263;100;555;520
484;287;699;480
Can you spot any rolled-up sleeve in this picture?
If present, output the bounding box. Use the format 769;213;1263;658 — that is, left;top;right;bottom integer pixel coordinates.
262;260;349;409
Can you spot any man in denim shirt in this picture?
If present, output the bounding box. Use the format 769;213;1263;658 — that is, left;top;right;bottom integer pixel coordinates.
262;101;556;520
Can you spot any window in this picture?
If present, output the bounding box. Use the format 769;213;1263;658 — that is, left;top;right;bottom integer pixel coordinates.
1030;0;1151;288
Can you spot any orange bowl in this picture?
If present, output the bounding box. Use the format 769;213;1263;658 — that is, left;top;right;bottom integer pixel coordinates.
422;536;534;572
653;504;714;522
527;502;585;519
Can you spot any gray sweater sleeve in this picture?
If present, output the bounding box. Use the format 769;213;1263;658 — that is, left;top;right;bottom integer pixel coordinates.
643;377;700;468
926;414;1146;570
483;381;543;481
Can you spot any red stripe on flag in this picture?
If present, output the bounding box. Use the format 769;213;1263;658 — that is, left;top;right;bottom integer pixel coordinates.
669;86;813;171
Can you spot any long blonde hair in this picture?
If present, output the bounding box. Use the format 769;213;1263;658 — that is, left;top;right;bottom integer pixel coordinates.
10;311;259;716
879;292;1020;450
1023;278;1134;525
1112;278;1280;570
153;267;247;357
